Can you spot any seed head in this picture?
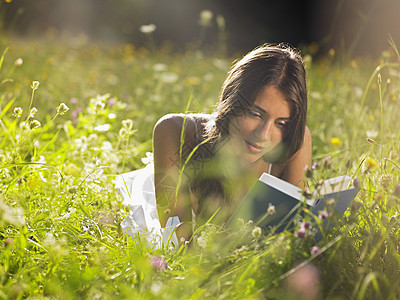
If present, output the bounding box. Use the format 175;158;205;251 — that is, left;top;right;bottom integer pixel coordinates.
68;186;77;194
379;174;392;191
30;120;41;130
366;138;375;144
31;81;40;90
252;226;262;240
57;103;69;115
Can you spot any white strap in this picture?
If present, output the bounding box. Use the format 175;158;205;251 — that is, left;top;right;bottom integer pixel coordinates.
268;163;273;174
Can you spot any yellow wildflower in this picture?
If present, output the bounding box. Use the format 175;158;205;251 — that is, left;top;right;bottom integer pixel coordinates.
366;157;377;169
331;137;342;146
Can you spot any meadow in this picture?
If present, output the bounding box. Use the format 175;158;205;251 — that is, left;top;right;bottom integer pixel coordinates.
0;33;400;299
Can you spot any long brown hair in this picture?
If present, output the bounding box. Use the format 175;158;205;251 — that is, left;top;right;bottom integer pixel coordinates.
191;43;308;221
205;43;308;163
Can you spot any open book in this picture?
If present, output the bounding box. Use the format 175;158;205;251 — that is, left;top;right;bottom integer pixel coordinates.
226;173;359;237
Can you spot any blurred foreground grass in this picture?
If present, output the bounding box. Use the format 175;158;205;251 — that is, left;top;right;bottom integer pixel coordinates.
1;37;400;299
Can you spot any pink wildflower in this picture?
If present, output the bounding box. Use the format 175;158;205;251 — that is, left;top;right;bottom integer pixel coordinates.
151;256;167;271
319;210;329;220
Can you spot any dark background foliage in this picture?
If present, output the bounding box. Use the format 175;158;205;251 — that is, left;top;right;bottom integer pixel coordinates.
3;0;400;56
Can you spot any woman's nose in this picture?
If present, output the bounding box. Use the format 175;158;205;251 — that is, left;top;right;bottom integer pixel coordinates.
255;120;272;141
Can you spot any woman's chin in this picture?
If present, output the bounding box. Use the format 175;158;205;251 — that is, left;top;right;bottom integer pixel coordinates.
241;152;264;164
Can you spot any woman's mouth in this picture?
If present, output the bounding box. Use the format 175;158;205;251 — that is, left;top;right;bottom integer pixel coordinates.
245;140;264;154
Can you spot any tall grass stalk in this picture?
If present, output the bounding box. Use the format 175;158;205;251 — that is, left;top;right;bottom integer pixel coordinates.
377;73;383;168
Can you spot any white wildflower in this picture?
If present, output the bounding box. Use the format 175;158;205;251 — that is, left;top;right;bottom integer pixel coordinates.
140;24;156;34
29;107;38;118
122;119;133;130
101;141;113;151
94;100;105;112
199;10;213;27
14;58;23;67
57;103;69;115
13;107;23;117
160;72;178;83
366;130;378;138
94;124;111;132
153;63;168;72
31;81;40;90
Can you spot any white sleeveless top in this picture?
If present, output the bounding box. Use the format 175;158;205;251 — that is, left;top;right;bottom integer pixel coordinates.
115;116;272;249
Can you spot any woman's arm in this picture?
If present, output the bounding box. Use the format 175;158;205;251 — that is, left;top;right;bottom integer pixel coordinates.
152;114;196;240
281;126;312;189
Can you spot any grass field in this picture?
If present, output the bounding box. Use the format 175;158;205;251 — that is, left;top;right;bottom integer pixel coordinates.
1;35;400;299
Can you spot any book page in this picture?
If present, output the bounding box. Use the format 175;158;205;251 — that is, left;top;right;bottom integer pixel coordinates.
259;173;303;200
319;175;352;194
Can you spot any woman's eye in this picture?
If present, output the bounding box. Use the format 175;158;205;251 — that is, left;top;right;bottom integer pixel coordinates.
248;110;262;119
276;120;288;127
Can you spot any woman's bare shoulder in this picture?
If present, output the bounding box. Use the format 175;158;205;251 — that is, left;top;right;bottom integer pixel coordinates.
153;113;211;138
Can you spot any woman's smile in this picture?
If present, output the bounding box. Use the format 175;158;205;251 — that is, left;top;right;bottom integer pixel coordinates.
244;139;264;154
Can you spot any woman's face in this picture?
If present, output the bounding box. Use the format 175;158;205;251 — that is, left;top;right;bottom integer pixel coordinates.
228;85;291;164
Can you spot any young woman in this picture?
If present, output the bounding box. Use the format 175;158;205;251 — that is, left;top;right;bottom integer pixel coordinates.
152;44;311;240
